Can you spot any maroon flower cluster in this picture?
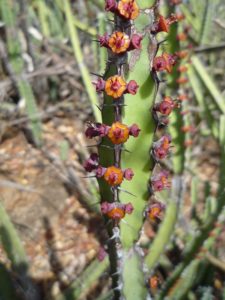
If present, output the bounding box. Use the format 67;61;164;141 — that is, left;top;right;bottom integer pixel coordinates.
85;121;140;144
149;5;187;201
152;134;172;161
105;0;140;20
93;76;139;96
83;0;144;223
84;153;134;186
153;52;177;73
98;32;143;54
148;13;179;199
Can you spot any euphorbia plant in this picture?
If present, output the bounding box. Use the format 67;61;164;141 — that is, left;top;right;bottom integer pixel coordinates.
84;0;182;299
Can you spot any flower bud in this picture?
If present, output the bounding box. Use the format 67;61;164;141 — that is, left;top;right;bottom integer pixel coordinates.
93;77;106;92
84;153;99;172
126;80;139;95
129;34;143;50
85;122;109;138
105;0;117;11
97;247;108;262
96;166;107;178
124;202;134;214
129;124;141;137
98;33;110;48
123;168;134;181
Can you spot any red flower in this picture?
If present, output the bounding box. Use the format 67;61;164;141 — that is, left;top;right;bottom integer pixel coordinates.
147;202;165;222
83;153;99;172
151;14;178;34
151;170;170;192
117;0;139;20
152;135;172;160
101;202;134;219
153;53;177;73
154;96;176;115
108;31;130;54
99;32;142;53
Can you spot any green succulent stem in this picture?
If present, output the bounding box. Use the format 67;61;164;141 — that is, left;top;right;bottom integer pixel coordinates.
156;117;225;299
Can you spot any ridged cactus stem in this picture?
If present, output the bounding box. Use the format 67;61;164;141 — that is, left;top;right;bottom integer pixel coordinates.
156;116;225;299
84;1;183;298
84;0;141;297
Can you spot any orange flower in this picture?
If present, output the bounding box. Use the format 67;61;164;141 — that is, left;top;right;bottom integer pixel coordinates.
158;15;169;33
105;75;127;98
107;207;125;219
108;122;130;144
108;31;130;54
118;0;139;20
148;206;161;221
162;135;171;150
149;276;159;289
176;50;188;59
101;202;133;220
177;65;188;72
153;53;177;73
103;166;124;186
177;33;187;41
176;77;188;84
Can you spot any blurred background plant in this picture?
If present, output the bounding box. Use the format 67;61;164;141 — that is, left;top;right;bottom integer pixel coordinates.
0;0;225;299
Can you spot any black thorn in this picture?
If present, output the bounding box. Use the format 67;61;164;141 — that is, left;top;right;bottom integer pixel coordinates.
157;39;168;46
95;104;103;112
117;187;136;197
90;72;104;77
